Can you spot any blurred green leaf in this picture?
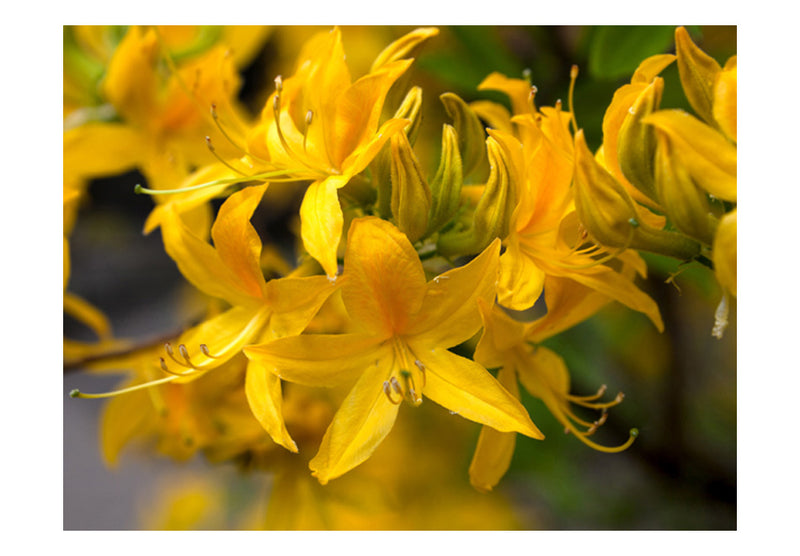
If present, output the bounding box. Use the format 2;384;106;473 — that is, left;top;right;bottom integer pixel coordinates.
588;26;676;80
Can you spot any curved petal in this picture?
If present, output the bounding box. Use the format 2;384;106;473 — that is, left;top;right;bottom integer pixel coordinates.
406;238;500;346
496;239;546;312
309;363;400;485
262;275;342;340
211;184;269;300
63;291;112;341
542;260;664;332
245;358;298;452
339;117;410;178
160;204;256;307
244;333;386;388
370;27;439;72
416;347;543;439
332;60;412;168
468;366;519;492
299;177;347;279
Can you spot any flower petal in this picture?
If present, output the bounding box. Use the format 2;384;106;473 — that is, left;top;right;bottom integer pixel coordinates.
407;238;500;347
643;109;736;202
299;176;348;279
496;238;546;312
169;306;270;379
332;60;412;168
309;363;400;484
245;359;298;452
342;217;427;336
244;333;386;388
160;204;257;308
210;184;269;300
468;366;519;492
417;347;543;439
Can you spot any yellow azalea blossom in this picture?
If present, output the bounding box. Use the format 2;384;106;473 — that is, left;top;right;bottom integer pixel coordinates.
73;184;339;452
245;217;543;484
469;278;638;491
472;73;663;330
65;25;259;242
242;27;438;278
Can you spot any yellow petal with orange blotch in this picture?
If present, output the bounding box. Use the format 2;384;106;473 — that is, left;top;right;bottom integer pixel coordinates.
342;217;428;336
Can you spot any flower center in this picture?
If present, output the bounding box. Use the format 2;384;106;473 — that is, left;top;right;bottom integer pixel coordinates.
382;338;426;406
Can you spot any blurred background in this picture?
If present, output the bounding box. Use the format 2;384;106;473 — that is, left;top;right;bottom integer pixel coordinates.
64;25;736;530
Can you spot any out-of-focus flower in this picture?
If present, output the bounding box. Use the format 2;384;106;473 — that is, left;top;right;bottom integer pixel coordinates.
245;217;542;484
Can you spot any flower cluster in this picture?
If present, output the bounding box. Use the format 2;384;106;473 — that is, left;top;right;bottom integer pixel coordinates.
64;25;736;526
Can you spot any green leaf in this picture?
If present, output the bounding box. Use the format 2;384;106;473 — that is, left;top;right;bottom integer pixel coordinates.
588;26;676;80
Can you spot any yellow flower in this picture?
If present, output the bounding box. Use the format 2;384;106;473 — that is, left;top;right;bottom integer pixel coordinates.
243;27;438;278
245;217;542;484
73;184;339;452
472;73;663;330
469;279;638;491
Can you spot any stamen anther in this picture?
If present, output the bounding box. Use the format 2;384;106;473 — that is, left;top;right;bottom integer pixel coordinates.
383;380;402;405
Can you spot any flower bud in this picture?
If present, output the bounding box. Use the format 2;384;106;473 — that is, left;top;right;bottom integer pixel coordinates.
574;130;640;249
652;130;717;245
390;132;432;243
574;130;702;261
617;77;664;203
440;92;489;181
643;110;736;202
713;58;737;143
393;86;424;145
437;135;514;257
373;87;424;218
712;208;736;297
675;26;721;128
471;135;516;247
427;124;464;234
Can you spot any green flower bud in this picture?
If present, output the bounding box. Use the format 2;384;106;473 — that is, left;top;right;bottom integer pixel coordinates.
437;136;514;257
393;86;424;145
472;136;515;246
617;77;664;203
390;132;432;243
652;131;717;245
574;130;701;261
427;124;463;234
374;87;425;218
440;92;489;181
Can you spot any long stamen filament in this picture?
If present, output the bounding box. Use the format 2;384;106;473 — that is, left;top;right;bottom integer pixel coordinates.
133;168;304;196
209;103;271;166
271;86;322;174
70;375;178;399
206;136;248;177
568;64;579;135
